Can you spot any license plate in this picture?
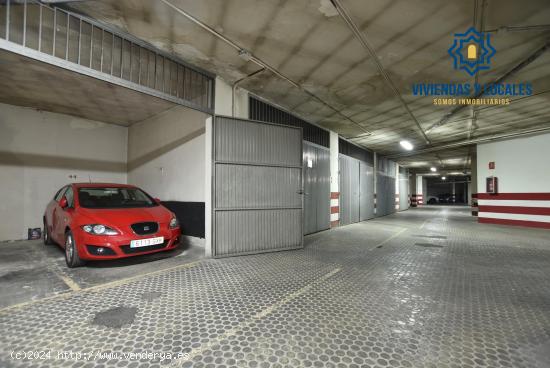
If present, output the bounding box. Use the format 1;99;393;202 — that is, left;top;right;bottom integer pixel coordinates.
130;236;164;248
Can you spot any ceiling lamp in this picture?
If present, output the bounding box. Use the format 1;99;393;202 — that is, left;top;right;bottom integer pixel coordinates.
399;140;414;151
430;167;437;172
441;176;447;180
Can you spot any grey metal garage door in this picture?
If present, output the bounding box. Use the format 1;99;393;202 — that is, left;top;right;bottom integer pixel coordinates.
360;161;375;221
212;116;303;257
339;154;360;225
303;142;330;235
376;157;397;217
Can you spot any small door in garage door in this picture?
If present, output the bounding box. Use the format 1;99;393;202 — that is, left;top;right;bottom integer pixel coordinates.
212;116;303;257
303;142;330;235
339;155;360;225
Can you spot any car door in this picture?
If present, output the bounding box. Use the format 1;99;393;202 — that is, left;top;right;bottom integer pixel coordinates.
53;186;74;242
48;186;67;242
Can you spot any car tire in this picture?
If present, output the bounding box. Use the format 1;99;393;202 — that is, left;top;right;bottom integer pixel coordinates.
65;230;85;268
43;218;54;245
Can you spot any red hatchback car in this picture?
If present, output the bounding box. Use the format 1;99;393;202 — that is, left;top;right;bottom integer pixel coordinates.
43;183;181;267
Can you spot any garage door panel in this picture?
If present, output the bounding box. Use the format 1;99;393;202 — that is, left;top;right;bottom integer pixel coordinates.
340;155;360;225
215;117;302;167
214;209;302;257
303;142;330;234
215;164;301;209
213;116;303;257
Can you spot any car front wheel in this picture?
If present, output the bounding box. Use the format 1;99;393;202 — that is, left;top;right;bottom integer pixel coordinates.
65;230;85;268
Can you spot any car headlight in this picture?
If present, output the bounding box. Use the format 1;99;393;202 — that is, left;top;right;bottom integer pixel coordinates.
82;224;119;235
169;216;179;229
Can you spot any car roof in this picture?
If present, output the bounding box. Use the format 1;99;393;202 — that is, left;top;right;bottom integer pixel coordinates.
71;183;137;189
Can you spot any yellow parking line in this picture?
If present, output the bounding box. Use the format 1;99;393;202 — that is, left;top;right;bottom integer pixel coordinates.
0;260;202;314
55;272;81;292
371;227;407;249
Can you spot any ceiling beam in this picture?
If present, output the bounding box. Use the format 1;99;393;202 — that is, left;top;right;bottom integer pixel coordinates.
426;41;550;133
330;0;431;145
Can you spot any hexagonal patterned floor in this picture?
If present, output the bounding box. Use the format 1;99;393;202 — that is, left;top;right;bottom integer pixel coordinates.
1;206;549;368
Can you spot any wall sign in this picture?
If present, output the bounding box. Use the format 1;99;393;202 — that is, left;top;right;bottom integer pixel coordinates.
488;162;495;170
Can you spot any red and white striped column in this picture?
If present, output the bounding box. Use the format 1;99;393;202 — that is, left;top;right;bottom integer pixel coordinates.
330;192;340;227
411;194;423;207
478;193;550;229
471;193;478;216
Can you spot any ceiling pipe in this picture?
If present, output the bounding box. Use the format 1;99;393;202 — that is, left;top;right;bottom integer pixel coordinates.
232;68;265;117
159;0;372;137
385;125;550;159
330;0;431;145
426;41;550;133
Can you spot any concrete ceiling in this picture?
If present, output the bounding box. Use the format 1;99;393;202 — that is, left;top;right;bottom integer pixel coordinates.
65;0;550;168
0;49;175;126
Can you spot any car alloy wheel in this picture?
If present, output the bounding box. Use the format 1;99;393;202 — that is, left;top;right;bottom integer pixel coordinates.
65;231;84;268
65;234;73;260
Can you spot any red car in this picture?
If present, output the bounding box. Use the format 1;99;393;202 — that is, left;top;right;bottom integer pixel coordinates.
43;183;181;267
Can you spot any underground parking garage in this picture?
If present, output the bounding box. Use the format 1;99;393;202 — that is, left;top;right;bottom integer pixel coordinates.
1;0;550;366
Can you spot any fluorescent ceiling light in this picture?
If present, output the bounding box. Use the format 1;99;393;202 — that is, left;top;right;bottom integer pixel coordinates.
441;176;447;180
399;140;413;151
430;167;437;172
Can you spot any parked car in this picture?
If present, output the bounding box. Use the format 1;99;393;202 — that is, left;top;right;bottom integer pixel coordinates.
43;183;181;267
427;197;438;205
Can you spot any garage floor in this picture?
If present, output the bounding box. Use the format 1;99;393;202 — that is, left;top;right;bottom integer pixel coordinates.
1;206;550;368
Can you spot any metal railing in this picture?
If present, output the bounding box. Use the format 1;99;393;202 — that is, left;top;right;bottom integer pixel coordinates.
0;0;214;112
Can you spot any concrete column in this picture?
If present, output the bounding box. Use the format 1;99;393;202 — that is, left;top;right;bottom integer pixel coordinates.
204;116;213;257
412;175;424;206
470;151;478;216
329;132;339;227
395;163;400;211
373;152;377;216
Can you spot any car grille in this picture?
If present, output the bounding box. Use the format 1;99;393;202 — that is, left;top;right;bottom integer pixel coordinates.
120;241;168;254
131;222;159;235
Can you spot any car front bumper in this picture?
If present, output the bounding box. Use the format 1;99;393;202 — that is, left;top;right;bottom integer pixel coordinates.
74;227;181;260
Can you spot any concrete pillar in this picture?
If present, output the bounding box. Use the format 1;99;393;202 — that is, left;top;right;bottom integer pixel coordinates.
204;116;213;257
329;132;339;227
373;152;377;215
395;163;400;211
412;175;424;206
470;151;478;216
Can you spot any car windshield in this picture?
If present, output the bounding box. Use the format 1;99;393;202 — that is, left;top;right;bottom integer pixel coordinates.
78;187;158;209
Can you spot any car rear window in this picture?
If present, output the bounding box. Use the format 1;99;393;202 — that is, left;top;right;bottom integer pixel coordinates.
78;187;158;209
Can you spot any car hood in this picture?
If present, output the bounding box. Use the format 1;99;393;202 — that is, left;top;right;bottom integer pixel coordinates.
77;206;173;228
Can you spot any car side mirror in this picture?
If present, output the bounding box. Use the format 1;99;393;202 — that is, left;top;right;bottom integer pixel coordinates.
154;198;161;204
59;197;68;209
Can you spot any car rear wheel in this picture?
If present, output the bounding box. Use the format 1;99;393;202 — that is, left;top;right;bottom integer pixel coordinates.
65;230;85;268
43;218;54;245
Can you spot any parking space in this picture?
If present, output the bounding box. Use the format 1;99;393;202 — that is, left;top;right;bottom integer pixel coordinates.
0;237;204;309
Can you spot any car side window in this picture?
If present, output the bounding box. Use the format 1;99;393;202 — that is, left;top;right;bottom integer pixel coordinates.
65;187;74;208
54;186;67;201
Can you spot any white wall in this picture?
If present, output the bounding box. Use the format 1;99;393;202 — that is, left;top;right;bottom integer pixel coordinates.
477;133;550;193
214;77;249;118
128;106;209;202
0;103;127;241
476;133;550;228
